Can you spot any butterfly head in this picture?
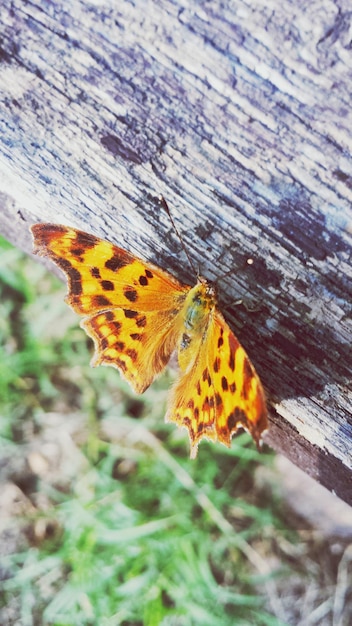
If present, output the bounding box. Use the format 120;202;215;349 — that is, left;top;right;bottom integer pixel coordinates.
196;276;217;305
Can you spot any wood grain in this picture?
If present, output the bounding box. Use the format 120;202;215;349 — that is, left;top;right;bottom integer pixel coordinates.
0;1;351;503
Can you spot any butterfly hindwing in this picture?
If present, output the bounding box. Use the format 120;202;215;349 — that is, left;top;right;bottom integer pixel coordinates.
211;313;267;445
82;308;183;393
167;307;267;456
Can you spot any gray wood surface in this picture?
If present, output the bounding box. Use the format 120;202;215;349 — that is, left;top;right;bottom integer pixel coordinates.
1;1;351;504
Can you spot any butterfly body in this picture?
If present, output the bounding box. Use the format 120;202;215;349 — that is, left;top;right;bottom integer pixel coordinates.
177;279;215;371
31;223;268;456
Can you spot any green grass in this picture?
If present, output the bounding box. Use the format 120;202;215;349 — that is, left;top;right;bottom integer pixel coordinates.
0;234;301;626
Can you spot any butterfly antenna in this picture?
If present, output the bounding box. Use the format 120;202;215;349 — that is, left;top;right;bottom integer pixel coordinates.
158;195;198;277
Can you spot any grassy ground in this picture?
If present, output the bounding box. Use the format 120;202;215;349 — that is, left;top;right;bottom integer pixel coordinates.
0;234;351;626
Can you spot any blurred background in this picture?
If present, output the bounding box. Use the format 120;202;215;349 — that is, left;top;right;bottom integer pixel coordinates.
1;230;351;624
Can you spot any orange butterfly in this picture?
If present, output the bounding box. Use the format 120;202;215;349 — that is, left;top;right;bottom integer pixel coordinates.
31;219;267;457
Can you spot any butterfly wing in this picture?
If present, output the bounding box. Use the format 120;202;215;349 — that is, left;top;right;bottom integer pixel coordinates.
167;309;268;457
31;224;189;392
81;307;182;392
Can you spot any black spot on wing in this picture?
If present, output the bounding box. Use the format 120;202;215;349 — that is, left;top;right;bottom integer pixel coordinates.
105;253;129;272
59;258;74;273
244;358;253;380
91;267;101;279
66;266;82;296
136;315;147;327
59;259;82;297
213;357;220;372
221;376;228;391
214;392;223;407
242;358;254;399
124;309;138;318
124;286;138;302
202;397;210;411
202;367;211;385
71;247;85;258
101;280;114;291
227;407;248;431
115;357;127;372
92;295;112;308
181;415;191;428
75;231;97;248
126;348;137;362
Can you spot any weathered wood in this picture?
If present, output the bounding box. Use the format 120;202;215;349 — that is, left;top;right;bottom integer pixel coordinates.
0;1;351;503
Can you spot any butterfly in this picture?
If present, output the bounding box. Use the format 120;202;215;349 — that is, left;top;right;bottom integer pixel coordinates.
31;218;268;457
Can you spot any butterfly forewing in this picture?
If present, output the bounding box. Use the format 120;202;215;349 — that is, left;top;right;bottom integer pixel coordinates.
31;224;189;392
31;225;189;314
82;307;184;393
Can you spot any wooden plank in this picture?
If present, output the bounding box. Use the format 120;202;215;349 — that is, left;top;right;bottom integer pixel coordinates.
0;0;351;503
